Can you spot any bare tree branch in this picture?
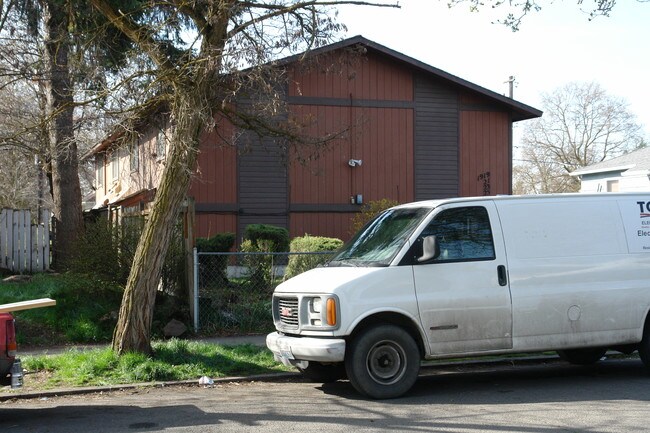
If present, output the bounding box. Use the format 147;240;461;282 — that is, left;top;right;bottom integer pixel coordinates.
514;82;645;194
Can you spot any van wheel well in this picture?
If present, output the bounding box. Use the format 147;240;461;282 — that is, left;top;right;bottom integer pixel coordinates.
348;312;425;359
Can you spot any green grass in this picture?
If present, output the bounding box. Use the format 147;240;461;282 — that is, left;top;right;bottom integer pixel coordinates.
0;273;123;345
19;339;291;389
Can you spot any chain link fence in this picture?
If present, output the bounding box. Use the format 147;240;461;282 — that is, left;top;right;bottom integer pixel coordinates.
193;250;336;334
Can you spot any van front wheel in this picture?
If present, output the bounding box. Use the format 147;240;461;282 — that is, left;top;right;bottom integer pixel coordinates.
345;325;420;399
557;348;607;365
639;320;650;369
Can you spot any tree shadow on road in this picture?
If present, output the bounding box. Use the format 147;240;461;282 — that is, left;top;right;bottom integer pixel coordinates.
319;358;650;405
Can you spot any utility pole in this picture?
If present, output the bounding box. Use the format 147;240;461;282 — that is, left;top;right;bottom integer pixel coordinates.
505;76;516;98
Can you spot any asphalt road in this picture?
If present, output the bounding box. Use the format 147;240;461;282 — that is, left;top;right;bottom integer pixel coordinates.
2;358;649;433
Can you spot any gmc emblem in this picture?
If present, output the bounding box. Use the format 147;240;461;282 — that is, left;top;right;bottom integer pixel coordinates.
280;307;293;317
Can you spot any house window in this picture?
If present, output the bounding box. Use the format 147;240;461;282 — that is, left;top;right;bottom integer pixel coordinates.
95;155;104;189
156;129;166;159
130;140;139;172
607;180;619;192
111;151;119;180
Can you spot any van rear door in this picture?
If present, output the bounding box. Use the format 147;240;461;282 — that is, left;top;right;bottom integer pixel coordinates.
411;201;512;354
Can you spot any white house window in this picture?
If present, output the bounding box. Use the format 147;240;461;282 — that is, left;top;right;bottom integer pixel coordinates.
111;151;119;180
96;155;104;188
156;129;166;159
130;140;139;172
607;180;619;192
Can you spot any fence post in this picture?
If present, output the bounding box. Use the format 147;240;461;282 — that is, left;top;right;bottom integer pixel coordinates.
193;247;199;333
43;209;51;271
0;209;7;269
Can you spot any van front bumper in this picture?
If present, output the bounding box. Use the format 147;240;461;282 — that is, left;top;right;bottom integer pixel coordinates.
266;332;346;366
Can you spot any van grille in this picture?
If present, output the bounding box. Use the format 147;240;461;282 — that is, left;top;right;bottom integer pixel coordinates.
276;297;299;328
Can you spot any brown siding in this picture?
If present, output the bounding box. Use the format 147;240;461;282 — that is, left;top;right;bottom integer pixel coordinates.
289;51;413;101
459;110;511;196
290;106;413;204
238;131;288;240
413;74;459;200
189;118;239;241
195;214;237;239
287;52;415;241
290;213;355;241
189;120;237;204
289;105;413;240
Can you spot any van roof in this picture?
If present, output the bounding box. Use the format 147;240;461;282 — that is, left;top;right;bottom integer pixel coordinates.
393;192;645;210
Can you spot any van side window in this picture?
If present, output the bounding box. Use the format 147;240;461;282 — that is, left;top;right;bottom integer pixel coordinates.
422;206;495;262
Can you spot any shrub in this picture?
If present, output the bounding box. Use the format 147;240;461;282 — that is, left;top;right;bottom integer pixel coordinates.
243;224;289;252
66;220;124;283
240;239;277;291
196;233;236;252
350;198;399;235
196;233;235;286
284;235;343;280
239;224;289;291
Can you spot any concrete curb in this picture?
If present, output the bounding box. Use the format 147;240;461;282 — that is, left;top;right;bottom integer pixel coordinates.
1;354;570;401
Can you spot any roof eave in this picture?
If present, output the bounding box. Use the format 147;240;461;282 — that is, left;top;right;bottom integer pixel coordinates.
570;164;635;177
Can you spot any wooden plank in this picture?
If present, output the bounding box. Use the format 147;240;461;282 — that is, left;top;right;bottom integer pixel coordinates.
0;298;56;313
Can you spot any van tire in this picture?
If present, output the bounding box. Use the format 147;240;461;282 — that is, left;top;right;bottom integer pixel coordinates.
557;348;607;365
345;324;420;399
297;362;346;383
639;318;650;369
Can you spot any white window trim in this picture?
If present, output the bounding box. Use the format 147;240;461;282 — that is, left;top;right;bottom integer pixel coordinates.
111;151;119;181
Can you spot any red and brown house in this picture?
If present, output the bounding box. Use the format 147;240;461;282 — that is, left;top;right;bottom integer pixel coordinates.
89;36;542;242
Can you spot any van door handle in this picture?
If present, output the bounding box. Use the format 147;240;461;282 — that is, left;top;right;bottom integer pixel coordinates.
497;265;508;286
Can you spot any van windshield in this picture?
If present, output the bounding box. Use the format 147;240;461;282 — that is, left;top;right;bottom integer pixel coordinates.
329;207;431;267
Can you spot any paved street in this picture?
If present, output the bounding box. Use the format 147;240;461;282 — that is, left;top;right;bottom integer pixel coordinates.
2;358;649;433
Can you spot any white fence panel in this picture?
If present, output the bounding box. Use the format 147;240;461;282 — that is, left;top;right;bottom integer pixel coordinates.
0;208;50;273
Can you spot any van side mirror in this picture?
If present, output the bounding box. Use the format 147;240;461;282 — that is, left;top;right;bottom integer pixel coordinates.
417;235;440;263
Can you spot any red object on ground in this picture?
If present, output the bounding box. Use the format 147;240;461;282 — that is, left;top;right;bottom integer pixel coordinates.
0;312;18;386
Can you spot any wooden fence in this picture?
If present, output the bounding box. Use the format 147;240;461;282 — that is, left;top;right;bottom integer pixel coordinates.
0;208;51;273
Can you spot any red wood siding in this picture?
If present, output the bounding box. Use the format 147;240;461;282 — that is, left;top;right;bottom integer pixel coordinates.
289;106;414;203
289;51;413;101
189;120;237;204
290;213;356;241
459;110;511;196
195;214;237;239
287;51;415;241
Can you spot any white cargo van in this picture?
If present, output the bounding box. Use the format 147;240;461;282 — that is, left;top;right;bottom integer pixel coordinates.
266;193;650;399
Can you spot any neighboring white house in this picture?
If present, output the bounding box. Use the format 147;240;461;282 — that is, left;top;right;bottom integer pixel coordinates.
571;147;650;193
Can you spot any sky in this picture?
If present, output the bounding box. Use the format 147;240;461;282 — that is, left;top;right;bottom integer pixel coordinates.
335;1;650;149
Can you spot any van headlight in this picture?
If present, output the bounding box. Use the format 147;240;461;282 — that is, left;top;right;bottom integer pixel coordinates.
306;295;339;329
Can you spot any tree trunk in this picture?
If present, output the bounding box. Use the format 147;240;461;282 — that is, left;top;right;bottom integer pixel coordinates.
43;0;84;269
111;90;208;355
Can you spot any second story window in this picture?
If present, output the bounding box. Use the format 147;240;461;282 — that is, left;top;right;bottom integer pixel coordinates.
130;140;139;172
111;150;119;180
156;129;166;160
95;155;104;189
